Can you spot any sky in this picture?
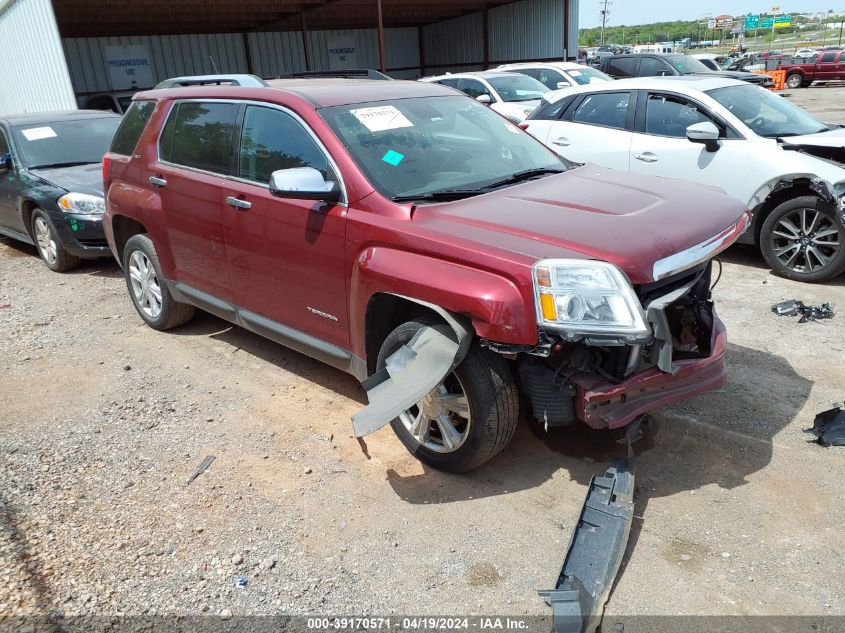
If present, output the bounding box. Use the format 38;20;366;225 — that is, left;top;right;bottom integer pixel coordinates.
578;0;844;28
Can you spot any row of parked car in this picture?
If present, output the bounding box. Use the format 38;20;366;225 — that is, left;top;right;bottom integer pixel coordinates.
0;67;842;472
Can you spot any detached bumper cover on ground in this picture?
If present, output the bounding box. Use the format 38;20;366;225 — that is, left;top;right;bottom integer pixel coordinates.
540;459;636;633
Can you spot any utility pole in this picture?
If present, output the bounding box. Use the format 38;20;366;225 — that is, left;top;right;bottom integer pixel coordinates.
599;0;611;45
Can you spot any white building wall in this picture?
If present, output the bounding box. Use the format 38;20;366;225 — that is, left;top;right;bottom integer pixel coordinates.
0;0;76;114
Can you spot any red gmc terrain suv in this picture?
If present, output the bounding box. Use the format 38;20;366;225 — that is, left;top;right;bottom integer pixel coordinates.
103;77;748;472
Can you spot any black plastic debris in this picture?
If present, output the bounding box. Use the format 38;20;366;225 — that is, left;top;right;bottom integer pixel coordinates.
771;299;834;323
806;404;845;447
186;455;216;485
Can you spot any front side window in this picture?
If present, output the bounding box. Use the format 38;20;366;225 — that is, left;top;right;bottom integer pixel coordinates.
458;79;490;99
14;116;121;168
639;57;672;77
320;95;564;200
111;101;156;155
820;53;836;63
437;78;461;89
165;102;238;174
645;94;719;138
486;75;549;102
0;129;8;157
572;92;630;130
238;105;333;184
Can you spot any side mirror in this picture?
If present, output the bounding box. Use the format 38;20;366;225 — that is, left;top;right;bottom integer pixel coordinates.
269;167;340;203
686;121;720;152
475;94;493;105
1;153;11;170
556;81;571;89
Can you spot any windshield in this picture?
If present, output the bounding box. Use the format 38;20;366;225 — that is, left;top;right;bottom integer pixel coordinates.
708;84;828;138
487;75;549;102
565;66;612;85
665;54;713;74
13;117;121;168
320;95;566;200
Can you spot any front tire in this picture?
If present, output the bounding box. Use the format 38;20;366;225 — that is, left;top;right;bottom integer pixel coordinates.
378;317;519;473
785;72;804;89
760;195;845;282
31;209;80;272
122;234;195;330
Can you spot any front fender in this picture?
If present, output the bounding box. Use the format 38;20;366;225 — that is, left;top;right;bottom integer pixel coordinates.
745;173;844;244
349;246;536;358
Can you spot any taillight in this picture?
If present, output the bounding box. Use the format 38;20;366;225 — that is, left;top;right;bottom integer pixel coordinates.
102;155;110;187
518;122;530;130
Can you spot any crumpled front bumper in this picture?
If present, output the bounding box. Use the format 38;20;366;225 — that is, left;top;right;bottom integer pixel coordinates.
572;311;728;429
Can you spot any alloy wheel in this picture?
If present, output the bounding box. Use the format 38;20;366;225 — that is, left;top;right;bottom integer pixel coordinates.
128;251;163;319
398;373;472;454
769;207;842;275
33;217;58;265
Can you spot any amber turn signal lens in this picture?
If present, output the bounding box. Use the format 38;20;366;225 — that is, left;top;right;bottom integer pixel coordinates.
540;293;557;321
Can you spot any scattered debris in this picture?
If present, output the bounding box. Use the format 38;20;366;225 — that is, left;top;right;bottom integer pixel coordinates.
0;303;11;309
186;455;216;485
234;576;248;588
806;404;845;447
771;299;834;323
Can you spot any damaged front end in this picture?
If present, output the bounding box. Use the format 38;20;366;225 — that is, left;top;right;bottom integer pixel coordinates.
512;260;728;432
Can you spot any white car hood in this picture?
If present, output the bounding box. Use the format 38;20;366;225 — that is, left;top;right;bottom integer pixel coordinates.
780;127;845;149
491;100;542;122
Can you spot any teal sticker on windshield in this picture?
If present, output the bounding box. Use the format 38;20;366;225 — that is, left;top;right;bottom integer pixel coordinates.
382;149;404;166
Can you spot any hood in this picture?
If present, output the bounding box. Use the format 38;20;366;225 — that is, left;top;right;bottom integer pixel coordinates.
27;163;104;197
493;100;542;121
701;70;769;84
412;165;748;284
780;128;845;167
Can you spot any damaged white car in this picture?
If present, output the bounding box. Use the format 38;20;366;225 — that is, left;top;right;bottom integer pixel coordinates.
522;77;845;282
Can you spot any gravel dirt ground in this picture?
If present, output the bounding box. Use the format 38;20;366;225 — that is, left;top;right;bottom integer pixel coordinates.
1;86;844;628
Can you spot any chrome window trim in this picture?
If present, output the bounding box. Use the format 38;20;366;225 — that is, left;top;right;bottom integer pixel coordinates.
155;98;348;206
652;212;750;280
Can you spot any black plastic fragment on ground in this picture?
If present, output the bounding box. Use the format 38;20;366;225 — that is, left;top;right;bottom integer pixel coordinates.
771;299;834;323
806;405;845;447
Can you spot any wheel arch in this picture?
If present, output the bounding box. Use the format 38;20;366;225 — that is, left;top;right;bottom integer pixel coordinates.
111;215;149;266
748;174;840;245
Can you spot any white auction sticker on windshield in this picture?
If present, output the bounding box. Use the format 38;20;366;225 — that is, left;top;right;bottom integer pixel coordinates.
21;126;57;141
351;106;413;132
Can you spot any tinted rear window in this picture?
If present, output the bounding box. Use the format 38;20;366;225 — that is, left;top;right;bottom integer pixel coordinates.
110;101;156;155
165;102;238;174
605;57;637;76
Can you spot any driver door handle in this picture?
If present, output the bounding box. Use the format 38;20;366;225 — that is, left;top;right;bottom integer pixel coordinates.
634;152;659;163
226;196;252;210
149;176;167;188
551;137;571;147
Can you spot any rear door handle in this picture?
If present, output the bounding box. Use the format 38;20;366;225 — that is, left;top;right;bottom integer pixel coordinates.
149;176;167;187
634;152;659;163
551;137;571;147
226;196;252;210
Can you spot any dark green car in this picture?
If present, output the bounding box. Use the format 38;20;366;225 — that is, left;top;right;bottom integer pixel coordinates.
0;110;121;271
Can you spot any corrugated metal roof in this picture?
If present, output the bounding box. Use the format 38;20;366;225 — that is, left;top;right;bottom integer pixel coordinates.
0;0;77;114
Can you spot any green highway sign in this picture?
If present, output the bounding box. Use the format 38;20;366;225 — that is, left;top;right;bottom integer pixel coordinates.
760;17;774;28
744;15;760;29
774;14;792;27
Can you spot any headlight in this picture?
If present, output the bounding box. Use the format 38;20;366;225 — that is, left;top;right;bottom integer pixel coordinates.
533;259;650;339
58;193;105;215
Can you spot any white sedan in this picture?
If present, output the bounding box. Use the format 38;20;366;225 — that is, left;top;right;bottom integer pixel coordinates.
496;61;613;89
522;76;845;282
419;71;549;123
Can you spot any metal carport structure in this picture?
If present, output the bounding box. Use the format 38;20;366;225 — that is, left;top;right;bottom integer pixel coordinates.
0;0;578;113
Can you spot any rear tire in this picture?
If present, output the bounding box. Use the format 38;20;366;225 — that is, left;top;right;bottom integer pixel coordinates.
378;317;519;473
31;209;81;273
122;234;195;330
759;195;845;282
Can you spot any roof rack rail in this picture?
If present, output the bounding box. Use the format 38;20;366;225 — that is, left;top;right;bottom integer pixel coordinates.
154;74;269;89
279;69;392;81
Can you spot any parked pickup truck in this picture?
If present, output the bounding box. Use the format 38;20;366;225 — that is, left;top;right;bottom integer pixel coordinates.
781;50;845;89
103;77;748;473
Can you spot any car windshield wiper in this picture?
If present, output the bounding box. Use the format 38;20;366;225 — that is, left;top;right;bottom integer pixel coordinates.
30;161;95;169
481;167;566;190
391;188;487;203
